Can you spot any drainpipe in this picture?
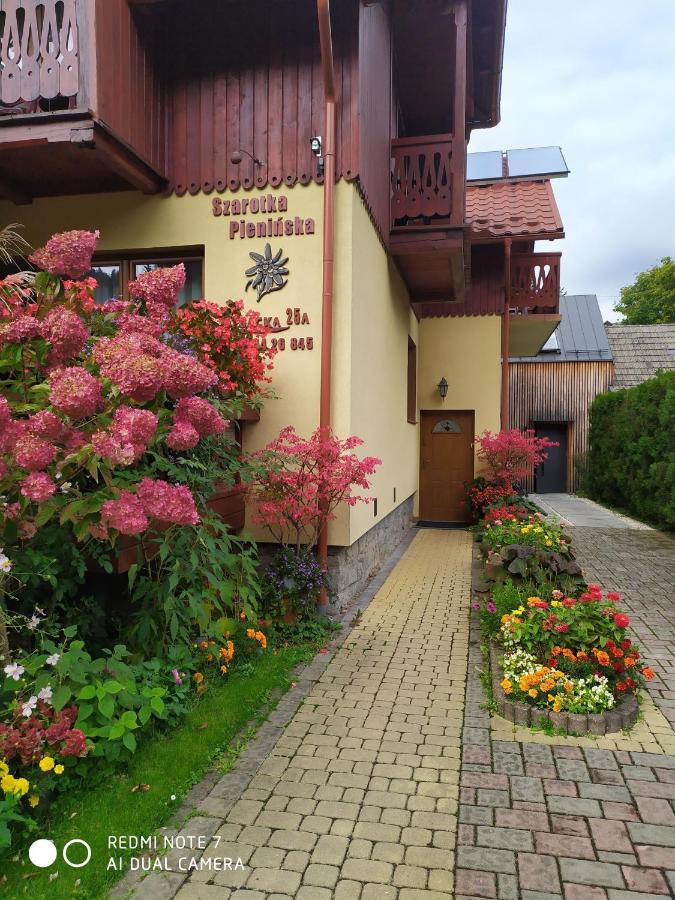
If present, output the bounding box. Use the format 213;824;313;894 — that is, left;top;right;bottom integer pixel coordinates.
501;239;512;429
317;0;336;602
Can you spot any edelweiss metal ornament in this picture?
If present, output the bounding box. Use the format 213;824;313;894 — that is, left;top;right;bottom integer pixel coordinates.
245;243;289;301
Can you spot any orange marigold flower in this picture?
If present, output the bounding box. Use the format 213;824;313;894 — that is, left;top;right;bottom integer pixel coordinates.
193;672;204;684
199;640;209;650
594;650;610;667
528;688;538;698
246;628;255;638
564;681;573;693
547;694;555;702
553;702;561;712
207;653;213;662
625;657;636;668
220;665;228;675
239;612;246;620
501;679;512;694
642;667;655;680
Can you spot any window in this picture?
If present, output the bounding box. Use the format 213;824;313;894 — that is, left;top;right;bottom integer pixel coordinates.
87;247;204;306
432;419;462;434
407;337;417;424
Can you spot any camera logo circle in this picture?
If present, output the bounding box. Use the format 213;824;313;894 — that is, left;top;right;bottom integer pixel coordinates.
63;838;92;868
28;839;57;868
28;838;92;868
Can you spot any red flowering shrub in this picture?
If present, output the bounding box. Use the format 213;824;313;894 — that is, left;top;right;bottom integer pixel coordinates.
251;426;381;547
175;299;275;397
476;428;557;491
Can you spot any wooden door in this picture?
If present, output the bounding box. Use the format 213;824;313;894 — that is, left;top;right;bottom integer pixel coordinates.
419;411;474;523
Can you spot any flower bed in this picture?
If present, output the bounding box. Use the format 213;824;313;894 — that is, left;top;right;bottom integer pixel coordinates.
468;431;655;735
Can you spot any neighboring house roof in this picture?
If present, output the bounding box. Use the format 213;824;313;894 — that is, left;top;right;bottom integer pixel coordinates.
466;179;564;240
511;294;613;362
605;324;675;389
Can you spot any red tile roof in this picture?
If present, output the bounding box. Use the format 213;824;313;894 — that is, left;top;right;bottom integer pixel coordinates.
466;180;564;240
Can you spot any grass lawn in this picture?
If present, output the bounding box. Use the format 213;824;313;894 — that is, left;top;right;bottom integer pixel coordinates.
2;643;319;899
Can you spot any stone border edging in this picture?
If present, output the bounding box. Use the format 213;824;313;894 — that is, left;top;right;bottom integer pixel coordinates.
490;642;639;736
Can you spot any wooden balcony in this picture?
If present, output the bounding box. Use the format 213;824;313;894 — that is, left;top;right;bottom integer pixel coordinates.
0;0;167;203
510;251;561;314
389;134;467;304
509;251;562;356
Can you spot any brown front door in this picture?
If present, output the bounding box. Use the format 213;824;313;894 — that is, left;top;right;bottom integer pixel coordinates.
419;411;474;523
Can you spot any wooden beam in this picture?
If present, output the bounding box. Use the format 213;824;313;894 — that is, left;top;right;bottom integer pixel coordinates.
91;124;165;194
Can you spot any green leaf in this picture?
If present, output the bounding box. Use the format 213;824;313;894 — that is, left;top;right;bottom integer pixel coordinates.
52;685;72;712
149;695;165;716
76;703;93;721
63;625;78;638
77;685;96;700
109;722;125;740
98;695;115;719
138;706;152;726
121;710;138;730
122;731;137;753
103;680;123;694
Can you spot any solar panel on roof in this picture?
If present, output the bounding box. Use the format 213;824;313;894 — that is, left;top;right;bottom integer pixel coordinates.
467;146;569;183
466;150;503;181
505;147;569;178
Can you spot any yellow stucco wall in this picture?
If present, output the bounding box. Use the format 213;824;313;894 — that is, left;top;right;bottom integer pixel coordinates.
1;186;501;542
416;315;502;512
348;191;419;544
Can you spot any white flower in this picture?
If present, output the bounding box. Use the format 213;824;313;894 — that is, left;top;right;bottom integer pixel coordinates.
4;663;25;681
60;482;72;494
27;615;41;631
0;550;11;574
45;653;60;666
21;696;38;717
38;685;53;703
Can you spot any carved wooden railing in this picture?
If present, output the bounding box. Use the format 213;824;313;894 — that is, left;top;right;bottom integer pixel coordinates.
510;252;561;313
0;0;80;108
391;134;464;231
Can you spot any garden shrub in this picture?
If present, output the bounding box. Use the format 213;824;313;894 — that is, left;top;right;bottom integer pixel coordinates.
587;370;675;529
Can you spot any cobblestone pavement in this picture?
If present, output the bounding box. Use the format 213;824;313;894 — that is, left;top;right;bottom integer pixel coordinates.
126;529;472;899
460;527;675;900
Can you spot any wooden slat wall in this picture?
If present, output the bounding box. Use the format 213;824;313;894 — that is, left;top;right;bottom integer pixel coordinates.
509;361;614;492
358;0;393;241
94;0;169;176
164;0;359;197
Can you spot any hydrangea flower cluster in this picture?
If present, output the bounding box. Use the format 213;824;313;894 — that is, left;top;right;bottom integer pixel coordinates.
29;230;100;279
100;478;200;535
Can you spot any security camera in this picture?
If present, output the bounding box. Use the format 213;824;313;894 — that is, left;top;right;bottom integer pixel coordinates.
310;136;323;157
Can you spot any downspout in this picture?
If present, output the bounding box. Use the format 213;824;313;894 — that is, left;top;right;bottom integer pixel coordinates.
317;0;336;601
501;239;512;429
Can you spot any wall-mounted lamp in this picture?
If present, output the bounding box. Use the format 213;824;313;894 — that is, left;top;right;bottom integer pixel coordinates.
230;149;265;168
437;377;449;400
310;135;324;177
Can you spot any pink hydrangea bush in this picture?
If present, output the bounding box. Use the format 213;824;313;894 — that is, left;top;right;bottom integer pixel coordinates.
0;229;259;550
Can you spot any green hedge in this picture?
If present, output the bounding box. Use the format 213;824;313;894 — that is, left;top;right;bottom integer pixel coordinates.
587;370;675;529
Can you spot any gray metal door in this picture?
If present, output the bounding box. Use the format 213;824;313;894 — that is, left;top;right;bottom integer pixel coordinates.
535;424;568;492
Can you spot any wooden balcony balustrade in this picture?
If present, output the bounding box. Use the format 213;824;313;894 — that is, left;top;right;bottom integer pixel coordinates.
390;134;464;232
0;0;167;203
510;251;561;314
0;0;82;112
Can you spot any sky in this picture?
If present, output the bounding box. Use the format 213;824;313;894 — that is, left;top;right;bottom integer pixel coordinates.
468;0;675;321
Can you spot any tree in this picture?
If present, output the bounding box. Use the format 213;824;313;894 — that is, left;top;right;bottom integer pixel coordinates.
614;257;675;325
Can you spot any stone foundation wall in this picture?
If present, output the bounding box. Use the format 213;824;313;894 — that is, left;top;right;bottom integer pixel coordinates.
327;495;415;608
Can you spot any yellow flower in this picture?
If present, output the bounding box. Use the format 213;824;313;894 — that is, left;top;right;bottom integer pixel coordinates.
521;527;528;534
54;765;64;775
551;600;561;607
553;702;561;713
0;760;8;778
220;665;228;675
28;794;40;808
39;756;55;773
501;679;512;694
547;694;555;702
545;539;553;546
193;672;204;684
1;775;29;798
528;688;538;698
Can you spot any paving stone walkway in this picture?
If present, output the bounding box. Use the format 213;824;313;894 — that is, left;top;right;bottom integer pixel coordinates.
125;529;472;899
118;524;675;900
528;494;651;530
459;526;675;900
